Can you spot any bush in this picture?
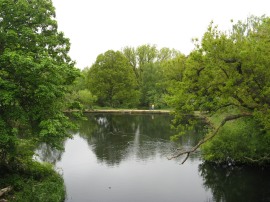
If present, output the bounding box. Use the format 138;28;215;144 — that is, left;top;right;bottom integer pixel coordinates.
202;116;270;165
0;161;65;202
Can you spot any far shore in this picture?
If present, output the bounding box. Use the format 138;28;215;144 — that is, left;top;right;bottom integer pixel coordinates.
83;109;172;114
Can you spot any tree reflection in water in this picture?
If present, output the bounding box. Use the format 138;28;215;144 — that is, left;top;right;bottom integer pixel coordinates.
71;113;206;166
35;143;64;164
199;163;270;202
35;114;270;202
35;113;206;166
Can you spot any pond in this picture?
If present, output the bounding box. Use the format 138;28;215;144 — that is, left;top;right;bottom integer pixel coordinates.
37;113;270;202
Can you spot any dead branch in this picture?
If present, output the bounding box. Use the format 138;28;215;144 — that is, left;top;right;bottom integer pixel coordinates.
0;186;12;198
168;113;251;164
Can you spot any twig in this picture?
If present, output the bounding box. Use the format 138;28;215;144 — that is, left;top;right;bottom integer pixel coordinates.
244;155;270;162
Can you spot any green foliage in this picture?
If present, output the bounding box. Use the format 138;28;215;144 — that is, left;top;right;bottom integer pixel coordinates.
202;115;270;165
77;89;97;108
0;161;65;202
122;44;158;84
122;44;182;108
82;45;182;109
64;69;97;110
167;15;270;165
161;54;187;109
140;63;165;108
66;89;97;110
0;0;78;170
87;50;140;108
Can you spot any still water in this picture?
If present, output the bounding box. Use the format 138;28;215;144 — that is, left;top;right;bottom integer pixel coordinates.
37;114;270;202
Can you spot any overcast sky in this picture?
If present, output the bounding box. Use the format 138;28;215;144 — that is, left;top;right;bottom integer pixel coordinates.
52;0;270;69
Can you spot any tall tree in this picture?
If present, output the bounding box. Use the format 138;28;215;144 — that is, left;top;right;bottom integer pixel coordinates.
65;68;97;110
157;47;180;62
0;0;78;168
122;46;138;82
122;44;158;85
169;16;270;164
87;50;140;108
160;53;186;93
122;45;181;107
140;63;163;107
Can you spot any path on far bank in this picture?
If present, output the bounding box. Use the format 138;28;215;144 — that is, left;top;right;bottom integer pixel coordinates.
84;109;172;114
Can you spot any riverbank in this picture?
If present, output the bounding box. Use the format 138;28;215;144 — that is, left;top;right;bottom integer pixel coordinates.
84;109;172;114
0;162;65;202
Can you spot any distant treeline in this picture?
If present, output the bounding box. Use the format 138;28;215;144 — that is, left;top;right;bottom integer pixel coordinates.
68;44;185;109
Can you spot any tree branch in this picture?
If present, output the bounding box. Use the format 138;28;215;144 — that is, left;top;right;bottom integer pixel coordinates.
232;94;256;110
244;155;270;163
196;67;205;76
0;186;12;198
211;103;240;114
168;113;252;164
222;58;238;63
222;58;242;74
219;66;229;79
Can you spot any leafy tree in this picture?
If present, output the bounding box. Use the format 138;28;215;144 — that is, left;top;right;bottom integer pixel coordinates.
87;50;140;108
157;47;181;62
69;89;97;110
65;69;97;110
0;0;79;169
140;63;165;108
122;45;181;107
122;44;158;85
160;54;187;100
122;46;138;83
70;68;89;91
168;16;270;165
138;47;183;108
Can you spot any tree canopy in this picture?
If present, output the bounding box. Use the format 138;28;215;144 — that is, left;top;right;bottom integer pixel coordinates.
121;45;181;108
87;50;140;108
168;16;270;165
0;0;79;169
81;45;182;109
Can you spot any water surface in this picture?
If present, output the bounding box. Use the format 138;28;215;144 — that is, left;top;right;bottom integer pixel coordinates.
37;114;270;202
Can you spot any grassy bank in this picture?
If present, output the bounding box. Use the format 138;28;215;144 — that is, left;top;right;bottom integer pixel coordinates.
0;161;65;202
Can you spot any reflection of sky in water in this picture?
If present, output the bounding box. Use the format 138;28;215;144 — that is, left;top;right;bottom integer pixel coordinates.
37;114;270;202
56;134;212;202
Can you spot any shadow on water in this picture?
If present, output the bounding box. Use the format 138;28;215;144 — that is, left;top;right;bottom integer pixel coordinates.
199;163;270;202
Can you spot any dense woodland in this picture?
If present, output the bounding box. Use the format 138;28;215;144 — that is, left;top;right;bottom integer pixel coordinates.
0;0;270;201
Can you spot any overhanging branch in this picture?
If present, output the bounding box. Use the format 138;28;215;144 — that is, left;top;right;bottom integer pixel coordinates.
168;113;252;164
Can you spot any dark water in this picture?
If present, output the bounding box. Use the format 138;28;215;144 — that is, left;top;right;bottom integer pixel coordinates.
36;114;270;202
